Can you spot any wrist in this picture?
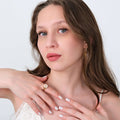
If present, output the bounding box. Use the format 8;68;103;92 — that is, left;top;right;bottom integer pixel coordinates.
0;68;16;89
6;68;17;89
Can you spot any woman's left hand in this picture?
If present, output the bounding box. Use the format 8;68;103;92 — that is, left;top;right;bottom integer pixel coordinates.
58;98;109;120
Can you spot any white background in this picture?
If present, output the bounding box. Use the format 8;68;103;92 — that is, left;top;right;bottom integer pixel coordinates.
0;0;120;120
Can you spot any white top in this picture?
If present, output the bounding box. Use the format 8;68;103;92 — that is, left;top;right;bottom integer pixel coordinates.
10;102;45;120
10;91;104;120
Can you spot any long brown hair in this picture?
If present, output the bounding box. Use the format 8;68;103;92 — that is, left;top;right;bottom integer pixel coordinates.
28;0;119;108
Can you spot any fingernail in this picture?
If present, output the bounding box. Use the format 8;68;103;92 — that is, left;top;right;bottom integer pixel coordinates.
59;114;63;118
58;95;63;100
59;106;63;110
43;76;47;78
65;98;70;102
55;106;59;111
49;110;52;114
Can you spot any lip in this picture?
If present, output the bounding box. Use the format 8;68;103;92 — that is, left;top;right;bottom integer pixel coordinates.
46;53;61;62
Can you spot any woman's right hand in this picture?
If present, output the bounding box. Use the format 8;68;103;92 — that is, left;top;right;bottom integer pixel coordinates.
0;68;63;115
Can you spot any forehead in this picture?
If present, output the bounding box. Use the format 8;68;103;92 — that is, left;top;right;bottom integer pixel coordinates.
37;4;66;26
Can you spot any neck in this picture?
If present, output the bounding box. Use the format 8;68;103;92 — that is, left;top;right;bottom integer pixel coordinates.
46;65;87;98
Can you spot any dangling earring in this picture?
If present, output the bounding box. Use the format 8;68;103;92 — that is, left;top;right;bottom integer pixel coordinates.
83;42;88;61
84;48;87;58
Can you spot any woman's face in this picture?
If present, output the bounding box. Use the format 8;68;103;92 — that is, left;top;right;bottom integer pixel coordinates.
36;4;87;71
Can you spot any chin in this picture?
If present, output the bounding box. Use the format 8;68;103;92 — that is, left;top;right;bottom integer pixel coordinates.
48;64;67;72
50;67;65;71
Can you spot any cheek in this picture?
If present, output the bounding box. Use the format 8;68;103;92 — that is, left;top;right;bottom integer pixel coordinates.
37;41;44;56
65;38;83;51
65;39;84;57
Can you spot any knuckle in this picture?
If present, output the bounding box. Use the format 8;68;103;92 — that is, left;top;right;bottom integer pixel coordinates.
35;98;42;105
43;96;54;106
23;94;29;99
42;94;48;100
73;110;79;116
37;99;47;109
41;103;47;108
32;86;39;93
41;104;49;111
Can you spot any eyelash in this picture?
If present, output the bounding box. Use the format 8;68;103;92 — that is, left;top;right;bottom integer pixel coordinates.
37;28;68;37
37;32;47;36
59;28;68;33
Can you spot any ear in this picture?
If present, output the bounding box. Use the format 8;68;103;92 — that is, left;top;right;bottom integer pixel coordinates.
83;41;88;49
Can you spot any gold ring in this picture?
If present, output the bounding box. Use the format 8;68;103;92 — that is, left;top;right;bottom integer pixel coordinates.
41;83;48;90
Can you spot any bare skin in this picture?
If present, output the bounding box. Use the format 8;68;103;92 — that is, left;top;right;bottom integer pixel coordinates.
36;4;120;120
9;83;120;120
0;69;120;120
1;3;120;120
0;68;63;115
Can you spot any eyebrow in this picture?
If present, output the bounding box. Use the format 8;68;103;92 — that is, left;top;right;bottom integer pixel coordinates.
37;20;67;29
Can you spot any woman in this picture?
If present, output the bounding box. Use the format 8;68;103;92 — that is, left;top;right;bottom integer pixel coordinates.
0;0;120;120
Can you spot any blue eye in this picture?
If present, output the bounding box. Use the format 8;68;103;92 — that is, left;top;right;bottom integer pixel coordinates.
38;32;47;36
59;28;68;33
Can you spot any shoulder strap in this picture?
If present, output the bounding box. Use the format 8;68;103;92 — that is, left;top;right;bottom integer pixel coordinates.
99;89;104;103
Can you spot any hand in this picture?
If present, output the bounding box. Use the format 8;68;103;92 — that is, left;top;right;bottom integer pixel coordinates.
7;70;63;115
58;98;109;120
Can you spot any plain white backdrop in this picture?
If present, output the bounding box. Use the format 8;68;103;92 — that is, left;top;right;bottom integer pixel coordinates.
0;0;120;120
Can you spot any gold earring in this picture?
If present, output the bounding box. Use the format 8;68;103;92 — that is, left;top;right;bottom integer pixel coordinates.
84;48;87;57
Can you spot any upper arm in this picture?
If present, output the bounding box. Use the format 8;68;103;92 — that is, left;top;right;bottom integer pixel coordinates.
0;88;14;100
102;92;120;120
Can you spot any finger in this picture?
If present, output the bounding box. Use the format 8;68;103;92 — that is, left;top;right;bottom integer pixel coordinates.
36;89;59;111
32;75;48;82
65;98;92;115
26;98;41;115
32;94;53;115
45;87;63;100
59;106;88;120
58;113;80;120
96;104;108;117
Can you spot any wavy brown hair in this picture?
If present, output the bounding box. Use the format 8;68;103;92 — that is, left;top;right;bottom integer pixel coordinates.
28;0;119;108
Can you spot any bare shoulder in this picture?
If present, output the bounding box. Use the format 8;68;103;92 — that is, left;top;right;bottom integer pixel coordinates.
102;91;120;120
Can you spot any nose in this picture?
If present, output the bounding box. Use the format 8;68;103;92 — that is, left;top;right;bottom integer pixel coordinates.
46;32;58;48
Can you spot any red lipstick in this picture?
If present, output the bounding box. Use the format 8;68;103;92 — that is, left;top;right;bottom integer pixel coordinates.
46;53;61;62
